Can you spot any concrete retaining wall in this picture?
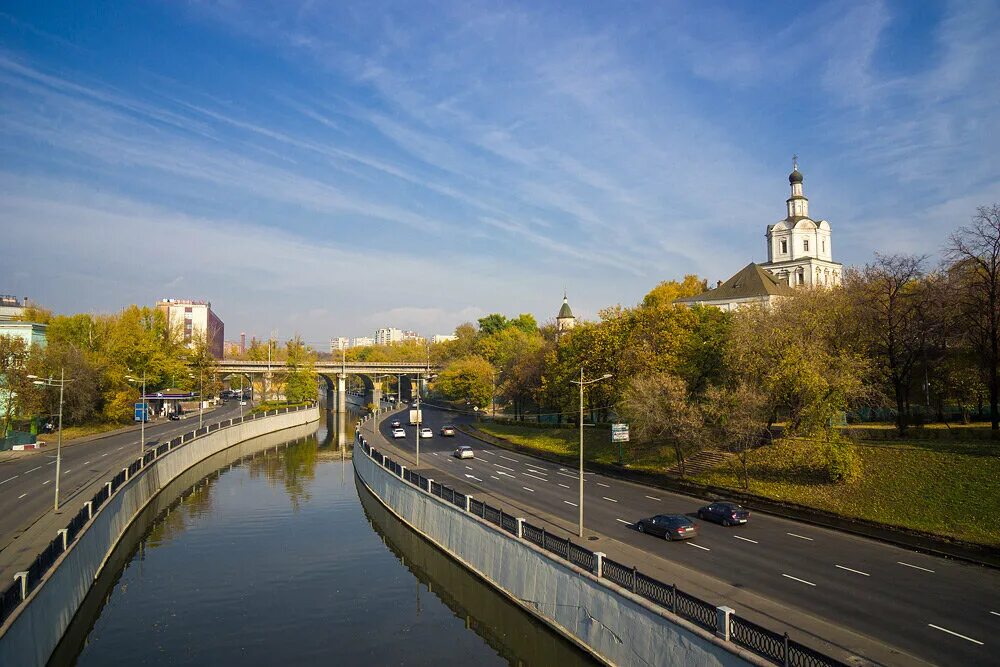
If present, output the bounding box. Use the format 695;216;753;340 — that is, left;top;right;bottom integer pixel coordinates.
0;407;319;667
354;445;759;667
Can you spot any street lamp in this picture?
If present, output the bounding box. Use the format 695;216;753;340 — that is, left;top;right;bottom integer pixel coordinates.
188;370;204;428
29;369;73;513
570;368;612;538
125;370;147;459
414;373;437;466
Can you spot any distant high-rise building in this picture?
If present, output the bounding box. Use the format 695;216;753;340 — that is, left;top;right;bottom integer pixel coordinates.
351;336;375;348
330;336;350;353
156;298;224;358
432;334;457;344
374;327;404;345
240;332;246;355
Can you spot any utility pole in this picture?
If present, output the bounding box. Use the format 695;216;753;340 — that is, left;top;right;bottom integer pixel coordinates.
30;369;72;512
570;367;612;538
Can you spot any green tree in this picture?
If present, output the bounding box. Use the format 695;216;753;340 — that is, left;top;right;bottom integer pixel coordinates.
284;336;317;403
477;313;510;336
618;372;704;477
0;335;32;435
434;356;494;408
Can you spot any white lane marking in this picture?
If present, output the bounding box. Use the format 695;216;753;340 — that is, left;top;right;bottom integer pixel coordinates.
84;461;90;465
47;460;56;465
835;565;870;577
645;495;660;502
927;624;983;645
898;561;935;573
556;471;579;479
525;466;547;475
100;453;109;457
464;465;473;470
734;535;758;544
63;469;71;474
522;486;535;493
494;463;515;471
787;532;813;541
446;458;454;463
1;476;19;484
481;450;496;456
687;543;711;551
26;467;42;473
523;473;548;482
602;496;618;503
558;483;570;489
496;471;516;478
596;482;610;488
465;474;483;482
499;455;517;462
564;501;578;507
18;493;27;499
490;475;500;481
990;611;1000;617
42;480;51;485
782;574;816;587
117;446;124;450
432;452;438;456
615;518;632;525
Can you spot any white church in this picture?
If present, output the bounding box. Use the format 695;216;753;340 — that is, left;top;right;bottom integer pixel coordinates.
676;160;842;311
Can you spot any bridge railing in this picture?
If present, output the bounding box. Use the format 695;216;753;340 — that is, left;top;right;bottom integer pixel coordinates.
0;402;318;628
353;430;848;667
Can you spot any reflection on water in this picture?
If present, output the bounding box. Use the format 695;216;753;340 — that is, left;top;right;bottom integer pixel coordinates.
57;417;592;666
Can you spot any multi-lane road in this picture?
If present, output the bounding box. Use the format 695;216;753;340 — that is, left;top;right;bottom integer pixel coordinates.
0;401;244;554
376;403;999;667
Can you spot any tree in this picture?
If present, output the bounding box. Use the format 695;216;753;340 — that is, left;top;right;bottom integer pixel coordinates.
845;254;929;434
284;336;317;404
640;275;707;309
618;372;704;477
477;313;510;336
0;335;31;436
434;356;494;408
703;382;772;490
946;204;1000;431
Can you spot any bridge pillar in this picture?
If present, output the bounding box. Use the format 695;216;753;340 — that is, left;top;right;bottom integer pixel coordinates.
337;374;346;414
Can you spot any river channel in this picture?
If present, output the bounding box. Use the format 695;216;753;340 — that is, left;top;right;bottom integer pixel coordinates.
52;410;595;666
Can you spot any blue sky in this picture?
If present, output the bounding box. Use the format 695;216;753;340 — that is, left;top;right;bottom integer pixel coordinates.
2;1;999;346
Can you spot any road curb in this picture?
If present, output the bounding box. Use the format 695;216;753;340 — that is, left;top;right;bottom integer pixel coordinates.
458;424;1000;570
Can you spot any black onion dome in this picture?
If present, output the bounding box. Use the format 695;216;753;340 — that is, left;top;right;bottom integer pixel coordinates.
789;168;804;184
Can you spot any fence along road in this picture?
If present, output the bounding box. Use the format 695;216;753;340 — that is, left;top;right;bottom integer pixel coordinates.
375;404;996;667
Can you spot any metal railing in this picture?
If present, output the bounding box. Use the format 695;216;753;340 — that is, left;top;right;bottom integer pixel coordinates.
0;402;316;627
353;429;848;667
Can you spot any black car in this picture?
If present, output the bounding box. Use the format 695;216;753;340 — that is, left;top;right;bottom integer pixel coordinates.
697;502;750;526
636;514;699;540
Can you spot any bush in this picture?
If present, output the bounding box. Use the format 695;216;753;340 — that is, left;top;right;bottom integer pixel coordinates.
823;441;858;483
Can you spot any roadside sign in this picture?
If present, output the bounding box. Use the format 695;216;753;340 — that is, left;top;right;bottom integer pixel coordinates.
611;423;629;442
134;402;148;422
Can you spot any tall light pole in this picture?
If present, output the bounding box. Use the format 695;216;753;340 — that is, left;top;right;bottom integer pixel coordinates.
570;368;612;538
30;369;72;512
125;369;147;459
414;373;437;466
188;371;204;428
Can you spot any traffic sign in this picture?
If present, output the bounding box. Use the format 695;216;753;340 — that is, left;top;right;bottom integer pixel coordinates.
134;402;148;422
611;423;629;442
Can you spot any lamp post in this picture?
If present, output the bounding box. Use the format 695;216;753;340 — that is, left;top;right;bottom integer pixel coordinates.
414;373;437;466
570;368;612;538
125;369;147;460
29;369;72;512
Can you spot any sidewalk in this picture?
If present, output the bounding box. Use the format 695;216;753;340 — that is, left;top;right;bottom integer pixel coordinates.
365;407;929;667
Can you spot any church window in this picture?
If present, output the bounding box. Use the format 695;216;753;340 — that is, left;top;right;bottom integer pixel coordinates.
803;239;810;252
822;239;826;253
780;240;787;254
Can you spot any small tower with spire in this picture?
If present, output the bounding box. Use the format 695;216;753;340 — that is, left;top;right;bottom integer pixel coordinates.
556;291;576;339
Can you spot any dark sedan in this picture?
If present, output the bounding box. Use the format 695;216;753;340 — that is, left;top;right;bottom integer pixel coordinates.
636;514;699;541
697;502;750;526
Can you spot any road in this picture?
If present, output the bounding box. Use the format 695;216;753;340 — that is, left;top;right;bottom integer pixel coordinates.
375;403;1000;667
0;401;244;552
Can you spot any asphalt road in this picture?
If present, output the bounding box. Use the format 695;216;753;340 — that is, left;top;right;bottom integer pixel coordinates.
377;403;1000;667
0;401;245;551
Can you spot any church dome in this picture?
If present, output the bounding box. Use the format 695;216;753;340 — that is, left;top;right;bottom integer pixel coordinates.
788;168;803;184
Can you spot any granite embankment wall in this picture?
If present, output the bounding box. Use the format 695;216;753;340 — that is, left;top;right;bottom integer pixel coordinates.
0;406;319;666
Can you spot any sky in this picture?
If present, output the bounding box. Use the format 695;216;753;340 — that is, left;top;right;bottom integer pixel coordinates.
2;1;999;347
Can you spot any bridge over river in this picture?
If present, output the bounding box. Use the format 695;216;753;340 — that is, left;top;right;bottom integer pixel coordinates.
217;360;442;411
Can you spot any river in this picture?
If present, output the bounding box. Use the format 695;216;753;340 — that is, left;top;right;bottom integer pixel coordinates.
52;410;595;666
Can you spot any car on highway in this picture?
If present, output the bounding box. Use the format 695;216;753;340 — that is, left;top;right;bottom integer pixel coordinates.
392;427;406;439
697;502;750;526
168;412;182;421
636;514;699;541
440;424;457;436
420;427;433;438
391;420;401;427
453;445;474;459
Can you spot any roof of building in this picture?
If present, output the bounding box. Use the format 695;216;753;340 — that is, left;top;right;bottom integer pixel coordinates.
789;167;803;184
557;296;574;319
675;263;795;304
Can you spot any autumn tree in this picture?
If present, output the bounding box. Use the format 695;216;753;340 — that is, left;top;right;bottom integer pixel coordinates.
618;372;704;477
946;204;1000;430
0;336;31;436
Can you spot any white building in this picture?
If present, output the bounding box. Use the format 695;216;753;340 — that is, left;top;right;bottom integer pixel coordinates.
156;298;225;358
402;330;425;344
330;337;350;353
351;336;375;348
0;295;30;322
374;327;404;345
676;161;841;311
432;334;457;344
556;292;576;338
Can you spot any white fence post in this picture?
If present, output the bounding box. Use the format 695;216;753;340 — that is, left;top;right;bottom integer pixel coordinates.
594;552;606;578
516;518;525;539
465;495;472;512
14;572;28;600
84;501;93;520
57;529;68;551
716;606;735;641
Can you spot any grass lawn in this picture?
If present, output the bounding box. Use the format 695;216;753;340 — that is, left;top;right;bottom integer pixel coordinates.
475;423;680;473
52;422;131;441
692;438;1000;547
